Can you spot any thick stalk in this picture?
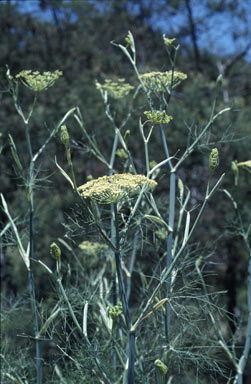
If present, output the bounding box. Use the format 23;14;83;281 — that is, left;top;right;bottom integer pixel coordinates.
236;213;251;383
236;255;251;383
109;133;119;305
113;203;135;384
127;229;139;302
25;121;42;384
159;124;175;343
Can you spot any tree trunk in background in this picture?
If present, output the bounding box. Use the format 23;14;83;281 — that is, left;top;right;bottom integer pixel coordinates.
184;0;202;72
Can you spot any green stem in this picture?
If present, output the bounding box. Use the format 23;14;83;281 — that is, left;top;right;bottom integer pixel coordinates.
113;203;135;384
236;212;251;383
66;148;77;190
158;123;175;343
237;256;251;384
24;119;42;384
127;229;139;302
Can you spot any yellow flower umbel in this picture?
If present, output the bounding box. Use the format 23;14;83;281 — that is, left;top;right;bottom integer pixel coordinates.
78;174;157;204
16;70;62;92
79;241;108;256
144;110;173;125
139;71;187;93
96;78;134;99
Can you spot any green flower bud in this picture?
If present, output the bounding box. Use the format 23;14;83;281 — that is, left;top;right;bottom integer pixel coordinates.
123;129;130;146
209;148;219;171
216;74;223;87
125;33;132;48
154;359;168;375
60;125;69;147
108;302;123;319
50;242;61;260
87;174;93;181
156;228;168;241
163;35;176;47
116;148;128;159
231;160;239;186
178;178;184;199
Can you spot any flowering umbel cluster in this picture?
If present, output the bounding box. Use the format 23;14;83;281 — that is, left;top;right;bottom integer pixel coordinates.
144;110;173;125
139;71;187;93
78;241;108;256
96;78;134;99
16;70;62;92
78;174;157;204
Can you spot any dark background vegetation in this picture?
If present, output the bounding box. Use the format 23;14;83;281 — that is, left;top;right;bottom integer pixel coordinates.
1;0;251;382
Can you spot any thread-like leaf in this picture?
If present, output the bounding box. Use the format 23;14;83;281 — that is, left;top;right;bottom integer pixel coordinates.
144;214;172;232
55;156;74;188
36;307;61;338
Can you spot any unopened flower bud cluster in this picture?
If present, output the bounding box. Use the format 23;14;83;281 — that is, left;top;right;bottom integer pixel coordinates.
108;302;123;319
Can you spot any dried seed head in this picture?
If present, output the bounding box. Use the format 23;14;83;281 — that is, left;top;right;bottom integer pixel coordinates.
209;148;219;171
